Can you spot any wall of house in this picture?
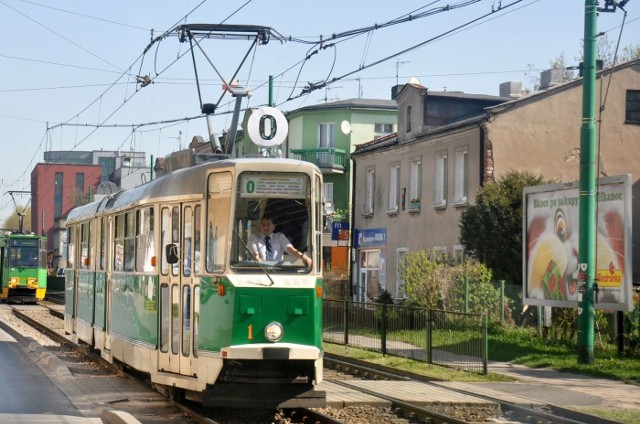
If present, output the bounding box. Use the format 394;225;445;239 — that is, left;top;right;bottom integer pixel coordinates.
487;63;640;282
396;88;425;141
30;163;101;254
353;125;482;299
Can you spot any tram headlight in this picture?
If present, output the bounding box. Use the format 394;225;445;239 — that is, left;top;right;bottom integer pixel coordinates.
264;322;283;342
9;277;19;286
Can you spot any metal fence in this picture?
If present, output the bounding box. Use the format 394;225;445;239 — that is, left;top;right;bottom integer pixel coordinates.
323;300;488;374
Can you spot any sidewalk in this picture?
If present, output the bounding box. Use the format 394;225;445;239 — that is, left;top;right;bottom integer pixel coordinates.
441;361;640;413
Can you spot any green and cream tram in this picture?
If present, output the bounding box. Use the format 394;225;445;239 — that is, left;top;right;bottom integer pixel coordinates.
64;157;325;408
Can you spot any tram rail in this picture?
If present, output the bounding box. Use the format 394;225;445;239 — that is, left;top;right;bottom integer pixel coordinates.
324;353;617;424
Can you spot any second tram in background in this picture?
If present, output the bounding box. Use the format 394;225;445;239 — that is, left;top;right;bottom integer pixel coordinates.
64;156;325;408
0;231;47;302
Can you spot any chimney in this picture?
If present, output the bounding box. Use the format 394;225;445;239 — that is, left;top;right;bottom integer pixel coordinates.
540;68;564;89
391;84;405;100
499;81;522;98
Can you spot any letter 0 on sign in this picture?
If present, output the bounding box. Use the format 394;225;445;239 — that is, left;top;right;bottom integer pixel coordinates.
248;106;288;147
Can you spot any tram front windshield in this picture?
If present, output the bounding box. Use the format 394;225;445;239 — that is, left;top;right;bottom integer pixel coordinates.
8;245;39;268
230;172;312;271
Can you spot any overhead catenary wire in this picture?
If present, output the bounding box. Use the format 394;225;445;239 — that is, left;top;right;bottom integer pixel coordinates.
284;0;529;102
15;0;150;31
0;0;123;72
0;0;215;214
1;0;265;215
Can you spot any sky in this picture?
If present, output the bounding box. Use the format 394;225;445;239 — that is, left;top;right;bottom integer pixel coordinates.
0;0;638;221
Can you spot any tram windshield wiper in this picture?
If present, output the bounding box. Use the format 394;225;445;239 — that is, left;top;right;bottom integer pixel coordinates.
232;228;275;286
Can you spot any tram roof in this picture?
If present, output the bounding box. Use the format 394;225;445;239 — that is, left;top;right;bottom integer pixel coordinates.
66;157;318;223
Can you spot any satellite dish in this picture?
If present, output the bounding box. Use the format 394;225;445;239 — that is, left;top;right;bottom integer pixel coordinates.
340;120;351;135
409;77;421;85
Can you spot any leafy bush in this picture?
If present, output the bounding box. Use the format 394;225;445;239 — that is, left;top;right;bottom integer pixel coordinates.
401;250;502;318
400;250;448;309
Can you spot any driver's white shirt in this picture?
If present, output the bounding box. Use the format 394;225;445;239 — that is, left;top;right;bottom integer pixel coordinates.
249;232;292;261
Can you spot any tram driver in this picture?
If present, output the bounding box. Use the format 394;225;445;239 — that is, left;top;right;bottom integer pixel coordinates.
249;216;312;267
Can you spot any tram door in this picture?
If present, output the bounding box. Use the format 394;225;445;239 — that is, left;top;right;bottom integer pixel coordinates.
159;205;180;373
158;203;198;376
67;225;79;336
179;203;199;376
102;216;113;354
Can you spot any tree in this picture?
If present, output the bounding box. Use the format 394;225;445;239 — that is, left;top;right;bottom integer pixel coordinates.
585;34;640;68
525;38;640;92
1;205;32;232
459;171;551;285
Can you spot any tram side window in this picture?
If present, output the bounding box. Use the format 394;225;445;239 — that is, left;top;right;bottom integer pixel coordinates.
39;238;47;268
183;207;192;277
161;208;170;275
160;284;169;353
207;172;232;273
80;223;89;270
124;211;135;272
193;285;200;358
99;217;106;271
136;207;155;273
182;285;191;357
171;206;180;277
315;174;322;272
194;206;201;275
67;228;75;269
172;284;179;355
114;215;124;272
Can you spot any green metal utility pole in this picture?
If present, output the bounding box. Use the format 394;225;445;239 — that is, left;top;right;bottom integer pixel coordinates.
577;0;599;364
268;75;274;107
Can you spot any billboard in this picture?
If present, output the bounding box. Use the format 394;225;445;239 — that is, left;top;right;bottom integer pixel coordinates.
523;175;632;311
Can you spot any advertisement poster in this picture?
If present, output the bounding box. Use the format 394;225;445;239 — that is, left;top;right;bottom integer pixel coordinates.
523;175;632;311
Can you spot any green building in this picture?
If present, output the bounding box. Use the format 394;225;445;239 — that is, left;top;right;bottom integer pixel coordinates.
284;98;398;272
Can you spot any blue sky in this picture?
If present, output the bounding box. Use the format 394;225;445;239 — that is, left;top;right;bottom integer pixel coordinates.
0;0;638;221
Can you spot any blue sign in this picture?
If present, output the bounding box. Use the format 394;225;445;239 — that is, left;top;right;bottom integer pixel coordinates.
331;222;350;240
354;228;387;248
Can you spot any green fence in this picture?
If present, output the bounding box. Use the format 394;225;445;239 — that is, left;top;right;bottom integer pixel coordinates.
323;300;488;374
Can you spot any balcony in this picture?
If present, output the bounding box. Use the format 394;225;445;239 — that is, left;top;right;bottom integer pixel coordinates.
290;148;347;174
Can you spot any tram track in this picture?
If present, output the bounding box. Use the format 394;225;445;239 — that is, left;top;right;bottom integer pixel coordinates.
324;353;619;424
8;304;351;424
13;301;614;424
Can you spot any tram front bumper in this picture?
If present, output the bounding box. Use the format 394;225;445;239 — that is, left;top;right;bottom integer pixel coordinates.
221;343;321;360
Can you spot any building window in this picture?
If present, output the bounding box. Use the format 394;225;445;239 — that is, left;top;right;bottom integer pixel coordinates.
626;90;640;124
406;106;412;132
317;123;335;148
409;158;421;210
374;123;393;139
453;245;465;263
324;182;334;204
75;173;85;206
54;172;63;218
434;151;448;208
357;249;380;302
431;246;447;262
453;147;468;205
99;156;116;182
364;168;375;215
396;248;409;300
388;164;400;213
